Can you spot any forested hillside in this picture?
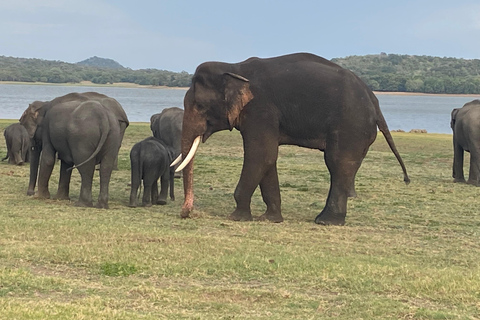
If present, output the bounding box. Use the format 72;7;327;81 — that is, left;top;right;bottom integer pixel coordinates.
1;54;480;93
332;53;480;94
0;56;191;87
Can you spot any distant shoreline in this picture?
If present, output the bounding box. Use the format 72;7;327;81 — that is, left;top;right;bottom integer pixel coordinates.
373;91;480;98
2;81;480;98
0;81;189;90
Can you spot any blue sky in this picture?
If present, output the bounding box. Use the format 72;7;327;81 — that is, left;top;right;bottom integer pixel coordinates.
1;0;479;73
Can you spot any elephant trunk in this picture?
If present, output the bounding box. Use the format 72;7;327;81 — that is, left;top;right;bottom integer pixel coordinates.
27;143;40;196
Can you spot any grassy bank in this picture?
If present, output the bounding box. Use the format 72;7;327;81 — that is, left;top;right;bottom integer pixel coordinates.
1;120;479;319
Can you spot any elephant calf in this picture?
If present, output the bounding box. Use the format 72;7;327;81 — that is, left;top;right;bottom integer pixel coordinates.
129;137;175;207
2;123;30;165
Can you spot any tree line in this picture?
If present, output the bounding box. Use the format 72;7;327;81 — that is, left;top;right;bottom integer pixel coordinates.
0;56;192;87
2;54;480;94
332;53;480;94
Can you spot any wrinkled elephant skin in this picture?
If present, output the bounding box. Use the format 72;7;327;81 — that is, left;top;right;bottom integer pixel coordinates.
19;92;129;208
150;107;183;175
2;123;30;165
178;53;410;225
129;137;175;207
451;100;480;186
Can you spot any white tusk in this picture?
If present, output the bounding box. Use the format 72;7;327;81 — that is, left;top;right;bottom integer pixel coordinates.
175;136;201;172
170;154;182;167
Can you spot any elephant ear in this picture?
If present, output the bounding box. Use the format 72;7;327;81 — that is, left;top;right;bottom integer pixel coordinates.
20;101;45;138
451;108;459;129
223;72;254;130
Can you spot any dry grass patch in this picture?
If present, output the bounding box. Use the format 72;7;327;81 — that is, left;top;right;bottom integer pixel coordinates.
1;120;480;319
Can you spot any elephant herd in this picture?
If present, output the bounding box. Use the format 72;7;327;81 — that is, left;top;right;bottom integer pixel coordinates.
2;53;480;225
4;91;183;210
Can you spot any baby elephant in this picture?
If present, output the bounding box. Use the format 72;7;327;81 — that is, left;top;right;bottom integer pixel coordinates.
2;123;30;165
129;137;174;207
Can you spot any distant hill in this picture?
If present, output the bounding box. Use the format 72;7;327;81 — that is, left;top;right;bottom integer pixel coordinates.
2;53;480;93
332;53;480;94
0;55;192;87
76;56;126;69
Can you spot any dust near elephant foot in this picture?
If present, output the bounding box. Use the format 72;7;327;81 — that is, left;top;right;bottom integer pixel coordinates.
54;194;70;201
95;202;109;209
314;212;346;226
257;211;284;223
75;201;93;208
229;209;253;222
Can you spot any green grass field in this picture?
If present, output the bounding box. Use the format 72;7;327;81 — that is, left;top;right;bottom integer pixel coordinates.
1;119;479;319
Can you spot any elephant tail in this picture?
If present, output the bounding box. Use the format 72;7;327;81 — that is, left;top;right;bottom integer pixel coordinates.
372;94;410;185
130;145;143;201
68;106;110;171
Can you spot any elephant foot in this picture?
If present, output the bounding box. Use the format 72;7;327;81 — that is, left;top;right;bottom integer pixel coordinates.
54;194;70;201
454;178;466;183
181;201;194;219
95;202;109;209
229;209;253;222
258;210;284;223
27;189;35;196
314;211;346;226
128;203;137;208
37;191;51;199
143;202;153;207
75;201;93;208
467;179;480;186
156;200;167;205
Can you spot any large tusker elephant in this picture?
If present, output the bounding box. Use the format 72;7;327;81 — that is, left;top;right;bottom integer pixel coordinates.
150;107;183;174
175;53;410;225
2;123;30;165
20;92;129;208
129;137;174;207
451;99;480;186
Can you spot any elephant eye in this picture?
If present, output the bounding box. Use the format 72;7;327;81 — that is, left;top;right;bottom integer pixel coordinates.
195;102;207;113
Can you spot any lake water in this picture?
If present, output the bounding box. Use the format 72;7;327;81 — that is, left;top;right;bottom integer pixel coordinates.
1;83;479;134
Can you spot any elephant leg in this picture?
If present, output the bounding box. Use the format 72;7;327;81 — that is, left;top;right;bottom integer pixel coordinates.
75;162;95;207
258;163;283;222
169;168;175;201
467;150;480;186
96;161;113;209
129;174;140;208
315;133;367;226
27;147;41;196
157;174;168;205
142;180;153;207
37;144;56;199
55;160;72;200
129;182;140;208
230;129;279;222
152;180;160;205
13;150;24;165
452;142;466;183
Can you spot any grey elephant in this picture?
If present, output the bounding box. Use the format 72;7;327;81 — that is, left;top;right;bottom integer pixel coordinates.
2;123;30;165
129;137;174;207
150;107;183;172
20;92;129;208
451;99;480;186
175;53;409;225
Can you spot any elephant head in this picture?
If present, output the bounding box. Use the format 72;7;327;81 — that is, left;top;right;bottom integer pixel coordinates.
19;101;47;139
451;108;460;130
175;65;254;217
